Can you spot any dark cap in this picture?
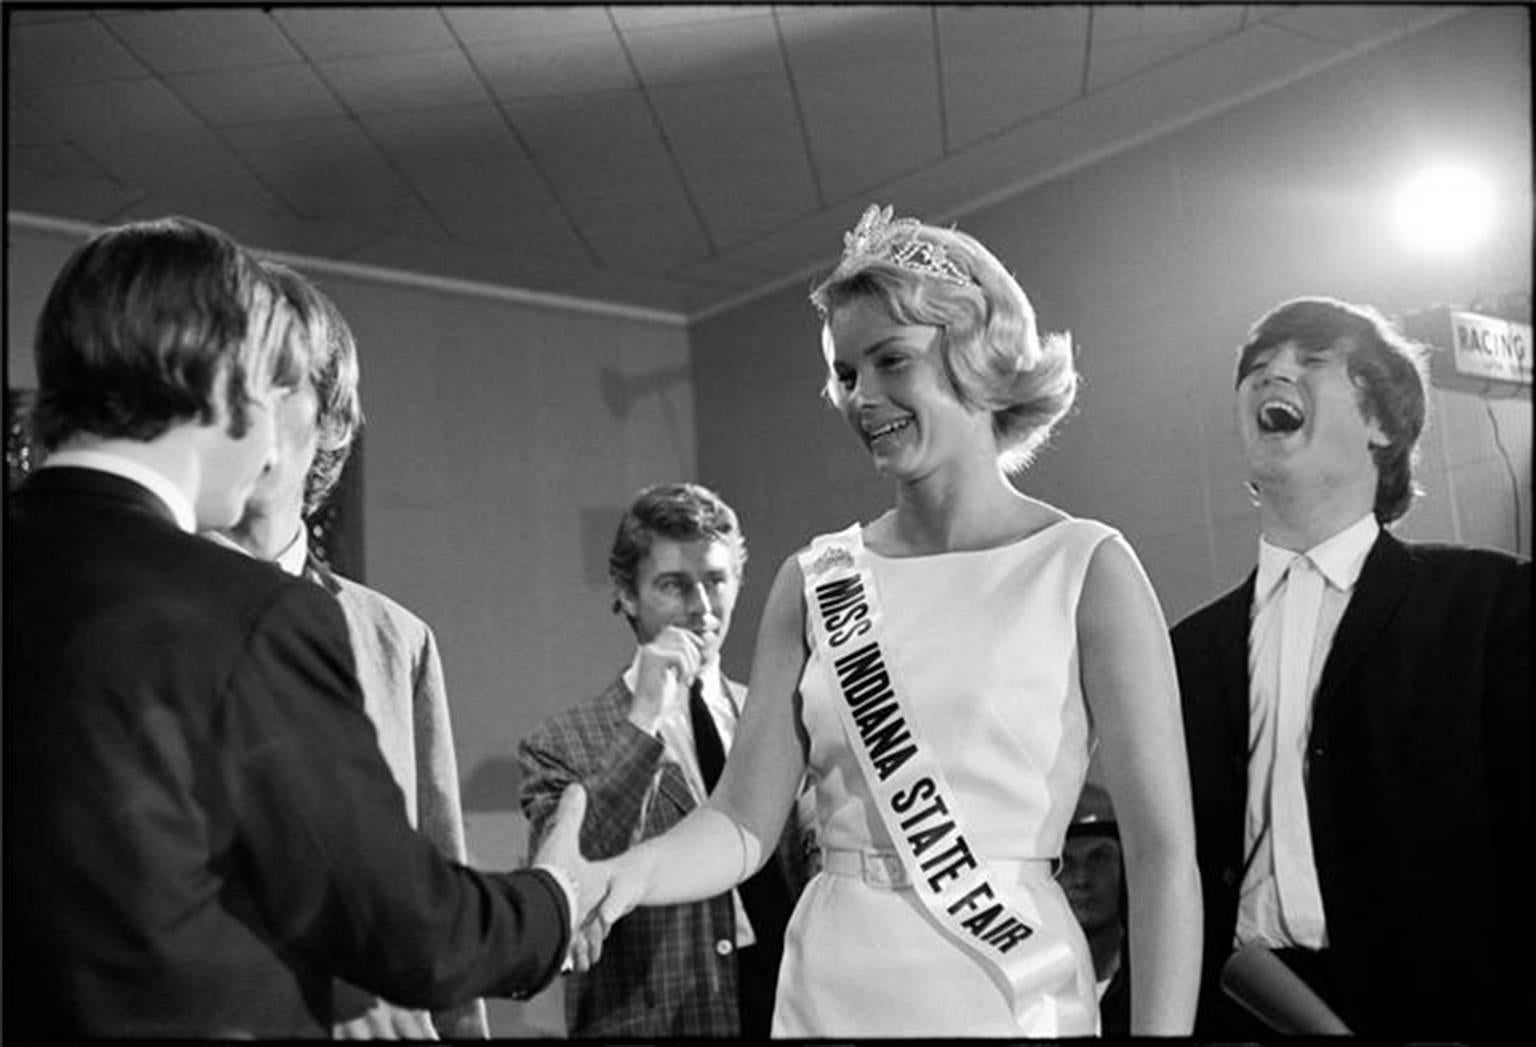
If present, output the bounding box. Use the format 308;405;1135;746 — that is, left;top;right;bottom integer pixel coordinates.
1067;782;1118;838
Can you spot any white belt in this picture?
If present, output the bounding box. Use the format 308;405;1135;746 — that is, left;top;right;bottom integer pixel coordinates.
821;848;1058;890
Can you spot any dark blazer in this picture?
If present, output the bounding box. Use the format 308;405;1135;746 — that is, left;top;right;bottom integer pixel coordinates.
518;675;809;1037
3;467;570;1038
1172;529;1531;1039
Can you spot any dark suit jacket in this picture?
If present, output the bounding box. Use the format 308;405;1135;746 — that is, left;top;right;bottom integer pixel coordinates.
3;468;570;1038
517;675;810;1037
1172;530;1531;1039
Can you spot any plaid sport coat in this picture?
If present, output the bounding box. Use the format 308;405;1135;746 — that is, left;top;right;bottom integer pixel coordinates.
517;673;810;1037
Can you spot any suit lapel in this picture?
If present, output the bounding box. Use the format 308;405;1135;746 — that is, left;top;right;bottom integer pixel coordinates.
1313;531;1411;711
1220;574;1257;749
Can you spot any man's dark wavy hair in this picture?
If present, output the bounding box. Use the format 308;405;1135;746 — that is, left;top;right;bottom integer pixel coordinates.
608;483;746;624
1235;296;1429;524
31;216;295;450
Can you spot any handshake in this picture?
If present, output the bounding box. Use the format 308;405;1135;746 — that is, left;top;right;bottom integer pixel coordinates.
530;785;642;973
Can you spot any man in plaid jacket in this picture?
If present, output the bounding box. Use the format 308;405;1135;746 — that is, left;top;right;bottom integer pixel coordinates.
518;483;812;1037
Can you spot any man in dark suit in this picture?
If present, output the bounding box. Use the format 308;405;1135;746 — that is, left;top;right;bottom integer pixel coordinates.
1171;296;1531;1039
518;483;810;1037
3;216;607;1038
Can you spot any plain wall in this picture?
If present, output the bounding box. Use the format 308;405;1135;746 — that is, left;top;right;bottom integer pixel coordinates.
696;7;1532;683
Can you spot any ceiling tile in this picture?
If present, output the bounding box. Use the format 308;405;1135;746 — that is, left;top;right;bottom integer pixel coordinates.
99;9;302;73
394;161;580;252
222;118;422;218
466;30;637;98
349;232;708;316
648;78;817;247
504;90;660;170
621;13;783;85
796;65;943;203
74;125;282;211
19;78;205;146
610;6;768;32
937;6;1088;149
165;65;344;127
870;113;1101;224
191;204;444;264
442;5;615;42
1087;5;1248;92
364;106;589;258
7;142;109;181
777;6;933;72
364;103;520;164
504;92;707;271
6;96;64;147
1063;23;1332;156
319;49;491;115
8;10;94;25
273;8;458;60
668;254;781;291
8;17;146;90
1256;5;1459;47
5;165;147;222
713;199;870;278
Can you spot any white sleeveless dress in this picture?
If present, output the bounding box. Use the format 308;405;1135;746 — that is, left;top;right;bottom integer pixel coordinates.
773;518;1118;1037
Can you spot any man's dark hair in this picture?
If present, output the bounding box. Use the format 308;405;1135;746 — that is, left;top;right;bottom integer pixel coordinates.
1235;296;1429;524
608;483;746;620
31;216;295;451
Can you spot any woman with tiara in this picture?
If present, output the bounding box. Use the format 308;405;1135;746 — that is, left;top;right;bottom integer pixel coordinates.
589;204;1201;1036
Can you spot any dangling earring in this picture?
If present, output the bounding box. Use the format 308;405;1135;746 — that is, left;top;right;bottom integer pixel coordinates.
1244;480;1262;508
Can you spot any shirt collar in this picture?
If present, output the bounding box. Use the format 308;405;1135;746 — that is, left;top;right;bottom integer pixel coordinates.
272;525;309;577
1256;512;1380;603
200;523;308;577
41;449;196;533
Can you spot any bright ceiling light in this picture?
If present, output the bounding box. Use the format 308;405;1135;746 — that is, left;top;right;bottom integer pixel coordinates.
1392;164;1497;256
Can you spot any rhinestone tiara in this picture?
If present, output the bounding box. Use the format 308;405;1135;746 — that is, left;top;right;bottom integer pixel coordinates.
831;204;976;288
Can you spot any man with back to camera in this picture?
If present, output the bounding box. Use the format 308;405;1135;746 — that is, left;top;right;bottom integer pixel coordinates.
205;261;487;1038
1171;296;1532;1039
3;216;608;1038
518;482;812;1037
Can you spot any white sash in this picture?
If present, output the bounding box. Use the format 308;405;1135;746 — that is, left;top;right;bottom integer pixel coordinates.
799;525;1088;1034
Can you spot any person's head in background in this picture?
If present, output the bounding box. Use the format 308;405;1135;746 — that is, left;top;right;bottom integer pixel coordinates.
30;215;300;530
1234;296;1429;548
608;482;747;672
810;204;1077;480
222;262;363;560
1060;782;1127;949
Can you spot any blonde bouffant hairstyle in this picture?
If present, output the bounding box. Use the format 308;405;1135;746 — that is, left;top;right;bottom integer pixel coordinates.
810;215;1077;474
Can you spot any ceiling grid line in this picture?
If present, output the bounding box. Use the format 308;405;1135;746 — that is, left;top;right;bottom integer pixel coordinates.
438;11;604;270
769;4;827;212
606;7;718;261
931;6;952;156
278;12;463;240
1080;7;1096;98
86;11;307;225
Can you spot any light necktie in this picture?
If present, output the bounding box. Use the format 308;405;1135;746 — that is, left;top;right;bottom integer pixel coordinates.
1272;553;1327;940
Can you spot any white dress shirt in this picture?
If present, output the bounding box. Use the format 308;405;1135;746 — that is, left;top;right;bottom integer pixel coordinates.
623;654;756;947
42;449;197;533
1237;512;1379;950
